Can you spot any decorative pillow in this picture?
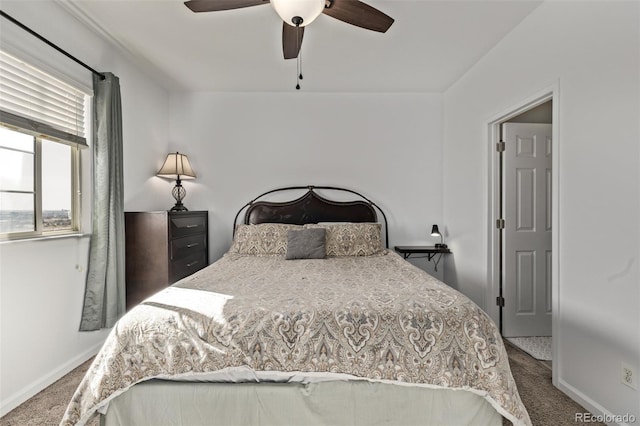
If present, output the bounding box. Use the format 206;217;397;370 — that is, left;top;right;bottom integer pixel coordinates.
304;223;383;257
285;228;326;260
230;223;303;256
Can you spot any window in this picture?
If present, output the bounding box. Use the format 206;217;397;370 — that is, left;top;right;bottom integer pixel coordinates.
0;51;88;240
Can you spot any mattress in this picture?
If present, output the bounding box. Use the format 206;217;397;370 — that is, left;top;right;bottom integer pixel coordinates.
63;250;530;426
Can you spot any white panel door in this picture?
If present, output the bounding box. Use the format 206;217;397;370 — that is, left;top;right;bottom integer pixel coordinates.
502;123;552;337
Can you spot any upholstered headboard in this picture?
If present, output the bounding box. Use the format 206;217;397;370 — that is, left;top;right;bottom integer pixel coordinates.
232;186;389;247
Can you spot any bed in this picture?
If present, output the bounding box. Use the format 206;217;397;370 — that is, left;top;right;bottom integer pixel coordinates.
62;186;531;426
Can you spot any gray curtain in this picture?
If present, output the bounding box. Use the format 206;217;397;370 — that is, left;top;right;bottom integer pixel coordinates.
80;72;125;331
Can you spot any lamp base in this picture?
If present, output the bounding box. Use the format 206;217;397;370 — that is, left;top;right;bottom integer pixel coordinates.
435;243;448;249
170;179;189;212
170;202;189;212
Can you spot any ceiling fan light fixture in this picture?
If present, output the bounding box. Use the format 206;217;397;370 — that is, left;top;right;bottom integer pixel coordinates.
271;0;325;27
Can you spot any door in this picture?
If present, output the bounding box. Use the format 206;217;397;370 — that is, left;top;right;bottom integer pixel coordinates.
502;123;552;337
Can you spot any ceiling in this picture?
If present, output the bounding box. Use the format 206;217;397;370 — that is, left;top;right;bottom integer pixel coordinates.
62;0;542;93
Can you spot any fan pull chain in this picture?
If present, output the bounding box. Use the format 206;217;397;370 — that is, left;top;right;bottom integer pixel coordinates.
296;23;302;90
299;40;303;81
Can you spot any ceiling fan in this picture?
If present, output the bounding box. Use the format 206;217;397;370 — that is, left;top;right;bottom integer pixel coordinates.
184;0;394;60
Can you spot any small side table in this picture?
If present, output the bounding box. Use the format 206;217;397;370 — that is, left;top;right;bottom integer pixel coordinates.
394;245;451;260
394;246;452;271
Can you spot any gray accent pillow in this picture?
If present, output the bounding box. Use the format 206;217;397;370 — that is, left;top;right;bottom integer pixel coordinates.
285;228;326;260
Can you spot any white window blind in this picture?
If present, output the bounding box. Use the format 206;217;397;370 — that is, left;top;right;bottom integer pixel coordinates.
0;50;87;147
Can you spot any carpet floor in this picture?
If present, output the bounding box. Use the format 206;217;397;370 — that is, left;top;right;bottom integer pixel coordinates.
2;341;602;426
502;341;603;425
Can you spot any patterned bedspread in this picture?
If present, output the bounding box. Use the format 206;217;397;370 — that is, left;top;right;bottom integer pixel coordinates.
62;250;531;426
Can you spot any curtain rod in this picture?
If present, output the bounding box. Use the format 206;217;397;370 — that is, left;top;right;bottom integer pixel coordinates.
0;10;106;80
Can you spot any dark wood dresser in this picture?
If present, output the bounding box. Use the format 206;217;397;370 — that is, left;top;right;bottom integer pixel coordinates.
124;211;208;309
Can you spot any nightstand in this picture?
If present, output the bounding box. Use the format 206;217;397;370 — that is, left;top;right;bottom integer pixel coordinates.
124;211;209;309
394;245;451;272
394;245;452;260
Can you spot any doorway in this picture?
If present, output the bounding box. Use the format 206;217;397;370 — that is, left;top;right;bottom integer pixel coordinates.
487;91;558;367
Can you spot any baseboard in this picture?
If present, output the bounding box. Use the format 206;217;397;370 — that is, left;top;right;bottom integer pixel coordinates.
557;378;635;426
0;342;103;417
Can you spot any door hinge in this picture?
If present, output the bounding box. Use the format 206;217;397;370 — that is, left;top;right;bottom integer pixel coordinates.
496;296;505;307
496;218;505;229
496;141;506;152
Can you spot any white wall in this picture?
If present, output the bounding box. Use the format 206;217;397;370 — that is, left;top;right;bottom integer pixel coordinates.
169;92;445;271
0;1;170;415
443;1;639;421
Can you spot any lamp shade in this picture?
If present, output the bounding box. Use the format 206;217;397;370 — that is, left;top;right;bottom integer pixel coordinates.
271;0;325;26
431;224;441;237
157;152;196;179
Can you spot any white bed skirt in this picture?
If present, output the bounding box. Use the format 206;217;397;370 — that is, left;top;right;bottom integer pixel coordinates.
101;379;502;426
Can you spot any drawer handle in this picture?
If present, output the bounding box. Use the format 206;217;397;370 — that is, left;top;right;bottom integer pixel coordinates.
186;224;199;229
186;243;199;248
186;260;199;267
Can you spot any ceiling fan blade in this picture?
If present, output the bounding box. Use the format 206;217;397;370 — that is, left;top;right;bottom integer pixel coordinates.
184;0;269;13
282;23;304;59
322;0;394;33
